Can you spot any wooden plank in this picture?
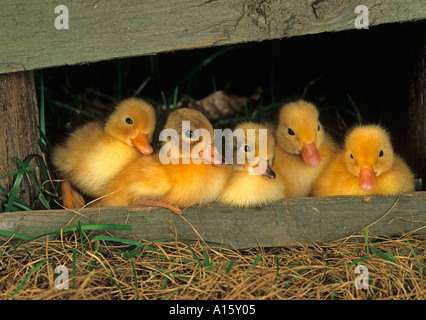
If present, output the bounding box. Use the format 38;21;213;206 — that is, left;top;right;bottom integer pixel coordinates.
1;0;425;74
0;71;41;207
407;26;426;190
1;192;425;249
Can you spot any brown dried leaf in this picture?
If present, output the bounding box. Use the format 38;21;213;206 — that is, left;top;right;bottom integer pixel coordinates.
187;88;262;121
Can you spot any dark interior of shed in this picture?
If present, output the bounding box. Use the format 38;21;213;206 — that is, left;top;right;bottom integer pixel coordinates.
40;19;425;188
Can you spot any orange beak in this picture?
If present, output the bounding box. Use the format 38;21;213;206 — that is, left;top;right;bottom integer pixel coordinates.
130;132;153;155
199;143;224;166
252;159;276;179
301;142;321;167
359;166;376;192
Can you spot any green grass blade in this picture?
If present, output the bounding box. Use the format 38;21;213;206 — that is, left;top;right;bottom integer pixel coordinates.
202;249;211;268
226;260;234;274
371;247;396;264
10;259;48;299
4;166;26;211
245;255;262;277
0;229;35;241
14;156;51;210
160;91;168;111
172;86;179;109
406;241;423;274
130;258;139;299
0;193;33;211
364;227;370;256
0;169;21;180
75;220;84;252
349;256;370;267
346;93;363;125
94;235;149;248
211;74;217;92
109;273;127;298
121;246;142;258
4;225;131;255
275;256;280;281
179;237;203;268
72;249;77;289
52;100;97;119
415;179;422;191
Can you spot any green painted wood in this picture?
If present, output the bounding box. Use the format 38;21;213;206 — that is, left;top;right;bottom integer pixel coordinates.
1;0;425;74
1;192;425;249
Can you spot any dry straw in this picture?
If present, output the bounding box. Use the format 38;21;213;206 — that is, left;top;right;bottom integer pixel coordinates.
0;228;425;300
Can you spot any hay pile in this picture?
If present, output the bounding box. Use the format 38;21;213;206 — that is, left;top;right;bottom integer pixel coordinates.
0;231;425;300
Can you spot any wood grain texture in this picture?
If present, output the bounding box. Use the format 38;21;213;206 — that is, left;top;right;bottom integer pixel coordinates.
407;27;426;189
0;71;41;207
1;192;425;249
1;0;425;73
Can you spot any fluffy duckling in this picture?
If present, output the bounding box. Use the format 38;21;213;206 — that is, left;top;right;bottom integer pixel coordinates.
52;98;156;208
273;100;337;197
312;125;415;196
218;122;285;207
94;107;230;210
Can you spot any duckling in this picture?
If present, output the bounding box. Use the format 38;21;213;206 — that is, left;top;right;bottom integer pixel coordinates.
273;100;337;197
94;107;230;210
52;97;156;208
218;122;284;207
312;125;415;196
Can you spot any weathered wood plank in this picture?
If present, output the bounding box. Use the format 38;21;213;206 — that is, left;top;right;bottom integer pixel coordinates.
0;71;41;207
1;192;425;249
1;0;425;74
407;26;426;190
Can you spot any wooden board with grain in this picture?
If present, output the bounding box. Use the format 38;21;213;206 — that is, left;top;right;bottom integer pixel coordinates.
0;71;41;208
1;192;425;249
1;0;425;74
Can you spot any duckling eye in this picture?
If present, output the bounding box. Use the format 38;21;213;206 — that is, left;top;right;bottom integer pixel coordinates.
287;128;295;136
184;130;196;139
125;117;133;125
243;145;252;153
379;150;384;157
350;153;354;159
318;125;321;131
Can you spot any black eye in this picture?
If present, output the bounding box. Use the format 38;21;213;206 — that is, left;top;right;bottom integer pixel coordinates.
243;145;252;153
288;128;295;136
318;125;321;131
379;150;384;157
125;117;133;124
350;153;354;159
184;130;196;139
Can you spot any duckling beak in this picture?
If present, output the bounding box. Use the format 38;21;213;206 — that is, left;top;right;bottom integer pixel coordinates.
300;142;321;167
130;132;153;155
359;166;376;191
199;143;224;166
252;159;276;179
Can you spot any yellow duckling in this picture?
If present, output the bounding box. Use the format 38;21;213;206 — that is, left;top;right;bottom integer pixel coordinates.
218;122;284;207
273;100;337;197
312;125;415;196
94;107;229;210
52;98;156;208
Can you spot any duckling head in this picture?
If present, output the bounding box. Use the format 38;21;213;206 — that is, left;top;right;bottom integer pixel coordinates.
276;100;324;167
104;98;156;155
161;108;224;165
344;125;394;192
233;122;276;179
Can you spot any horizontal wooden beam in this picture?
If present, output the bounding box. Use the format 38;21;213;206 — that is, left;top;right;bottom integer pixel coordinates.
1;192;425;249
1;0;425;74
